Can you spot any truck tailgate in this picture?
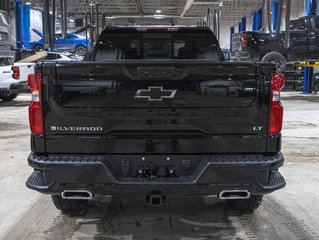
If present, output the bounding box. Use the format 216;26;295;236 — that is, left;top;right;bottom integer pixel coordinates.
41;61;270;154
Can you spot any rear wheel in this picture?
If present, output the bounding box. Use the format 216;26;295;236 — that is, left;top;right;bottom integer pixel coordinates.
75;45;87;56
51;195;88;215
34;44;43;52
261;52;287;73
314;78;319;93
0;93;18;102
227;195;263;213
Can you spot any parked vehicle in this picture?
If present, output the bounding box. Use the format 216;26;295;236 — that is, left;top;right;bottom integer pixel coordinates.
26;26;286;214
30;31;90;56
0;57;33;101
231;15;319;72
43;52;83;62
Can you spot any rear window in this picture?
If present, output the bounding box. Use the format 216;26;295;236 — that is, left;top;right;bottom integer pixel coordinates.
311;17;319;31
67;34;76;39
46;53;62;60
95;32;221;61
290;19;306;30
0;58;12;67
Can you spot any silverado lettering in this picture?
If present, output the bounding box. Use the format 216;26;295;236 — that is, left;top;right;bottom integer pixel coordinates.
51;126;103;131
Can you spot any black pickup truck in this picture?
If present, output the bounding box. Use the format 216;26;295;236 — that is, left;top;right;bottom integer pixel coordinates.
231;15;319;72
26;26;286;214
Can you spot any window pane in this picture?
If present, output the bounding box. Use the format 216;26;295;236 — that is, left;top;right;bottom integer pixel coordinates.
95;32;221;61
290;19;305;30
312;17;319;30
143;39;171;59
67;34;76;39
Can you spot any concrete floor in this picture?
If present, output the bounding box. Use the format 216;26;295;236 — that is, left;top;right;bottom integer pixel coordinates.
0;93;318;240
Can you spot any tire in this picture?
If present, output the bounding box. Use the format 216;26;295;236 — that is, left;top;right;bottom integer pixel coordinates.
34;45;43;52
227;195;263;213
261;52;287;73
75;45;87;56
314;78;319;93
0;93;18;102
51;195;88;215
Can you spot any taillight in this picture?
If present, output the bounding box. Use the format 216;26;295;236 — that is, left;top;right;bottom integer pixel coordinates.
12;66;20;79
268;73;285;134
28;73;43;134
241;33;247;48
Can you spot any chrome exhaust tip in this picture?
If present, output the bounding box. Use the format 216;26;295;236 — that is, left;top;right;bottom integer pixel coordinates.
219;190;250;200
61;190;93;200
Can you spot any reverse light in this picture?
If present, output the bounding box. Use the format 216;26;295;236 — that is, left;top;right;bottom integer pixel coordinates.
12;66;20;79
28;73;43;134
268;73;285;134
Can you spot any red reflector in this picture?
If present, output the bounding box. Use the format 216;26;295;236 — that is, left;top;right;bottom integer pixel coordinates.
28;73;42;91
268;73;285;134
241;33;247;48
269;102;283;133
28;73;43;134
29;102;43;133
12;66;20;79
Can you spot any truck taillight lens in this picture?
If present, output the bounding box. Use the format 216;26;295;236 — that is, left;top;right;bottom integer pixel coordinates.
12;66;20;79
268;73;285;134
28;73;43;134
241;33;247;48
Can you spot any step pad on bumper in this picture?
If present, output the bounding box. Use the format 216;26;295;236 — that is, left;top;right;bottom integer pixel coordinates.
26;171;49;190
264;171;286;190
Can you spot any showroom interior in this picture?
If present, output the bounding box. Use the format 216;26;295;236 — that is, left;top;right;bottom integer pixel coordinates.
0;0;319;239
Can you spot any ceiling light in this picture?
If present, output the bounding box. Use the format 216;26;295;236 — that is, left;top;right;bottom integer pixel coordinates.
156;9;162;14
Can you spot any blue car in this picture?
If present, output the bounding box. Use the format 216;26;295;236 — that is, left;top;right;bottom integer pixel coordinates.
30;31;91;56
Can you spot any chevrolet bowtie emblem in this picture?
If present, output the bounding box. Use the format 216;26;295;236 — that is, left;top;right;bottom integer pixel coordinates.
135;86;177;101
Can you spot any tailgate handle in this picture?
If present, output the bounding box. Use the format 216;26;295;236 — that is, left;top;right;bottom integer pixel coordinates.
138;67;175;79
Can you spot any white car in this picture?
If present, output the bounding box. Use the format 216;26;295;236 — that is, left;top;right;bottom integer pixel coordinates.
0;57;34;101
44;52;83;61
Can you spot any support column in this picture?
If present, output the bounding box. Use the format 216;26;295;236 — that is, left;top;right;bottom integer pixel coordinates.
272;0;279;31
51;0;56;50
230;26;234;51
60;0;67;39
303;0;317;94
257;8;263;30
43;0;51;50
14;0;31;49
216;8;220;41
96;3;99;38
90;2;94;43
207;8;211;28
241;16;246;32
253;8;263;31
252;11;257;31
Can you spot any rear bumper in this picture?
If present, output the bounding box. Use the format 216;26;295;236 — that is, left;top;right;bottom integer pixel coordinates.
26;152;285;196
0;81;28;93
